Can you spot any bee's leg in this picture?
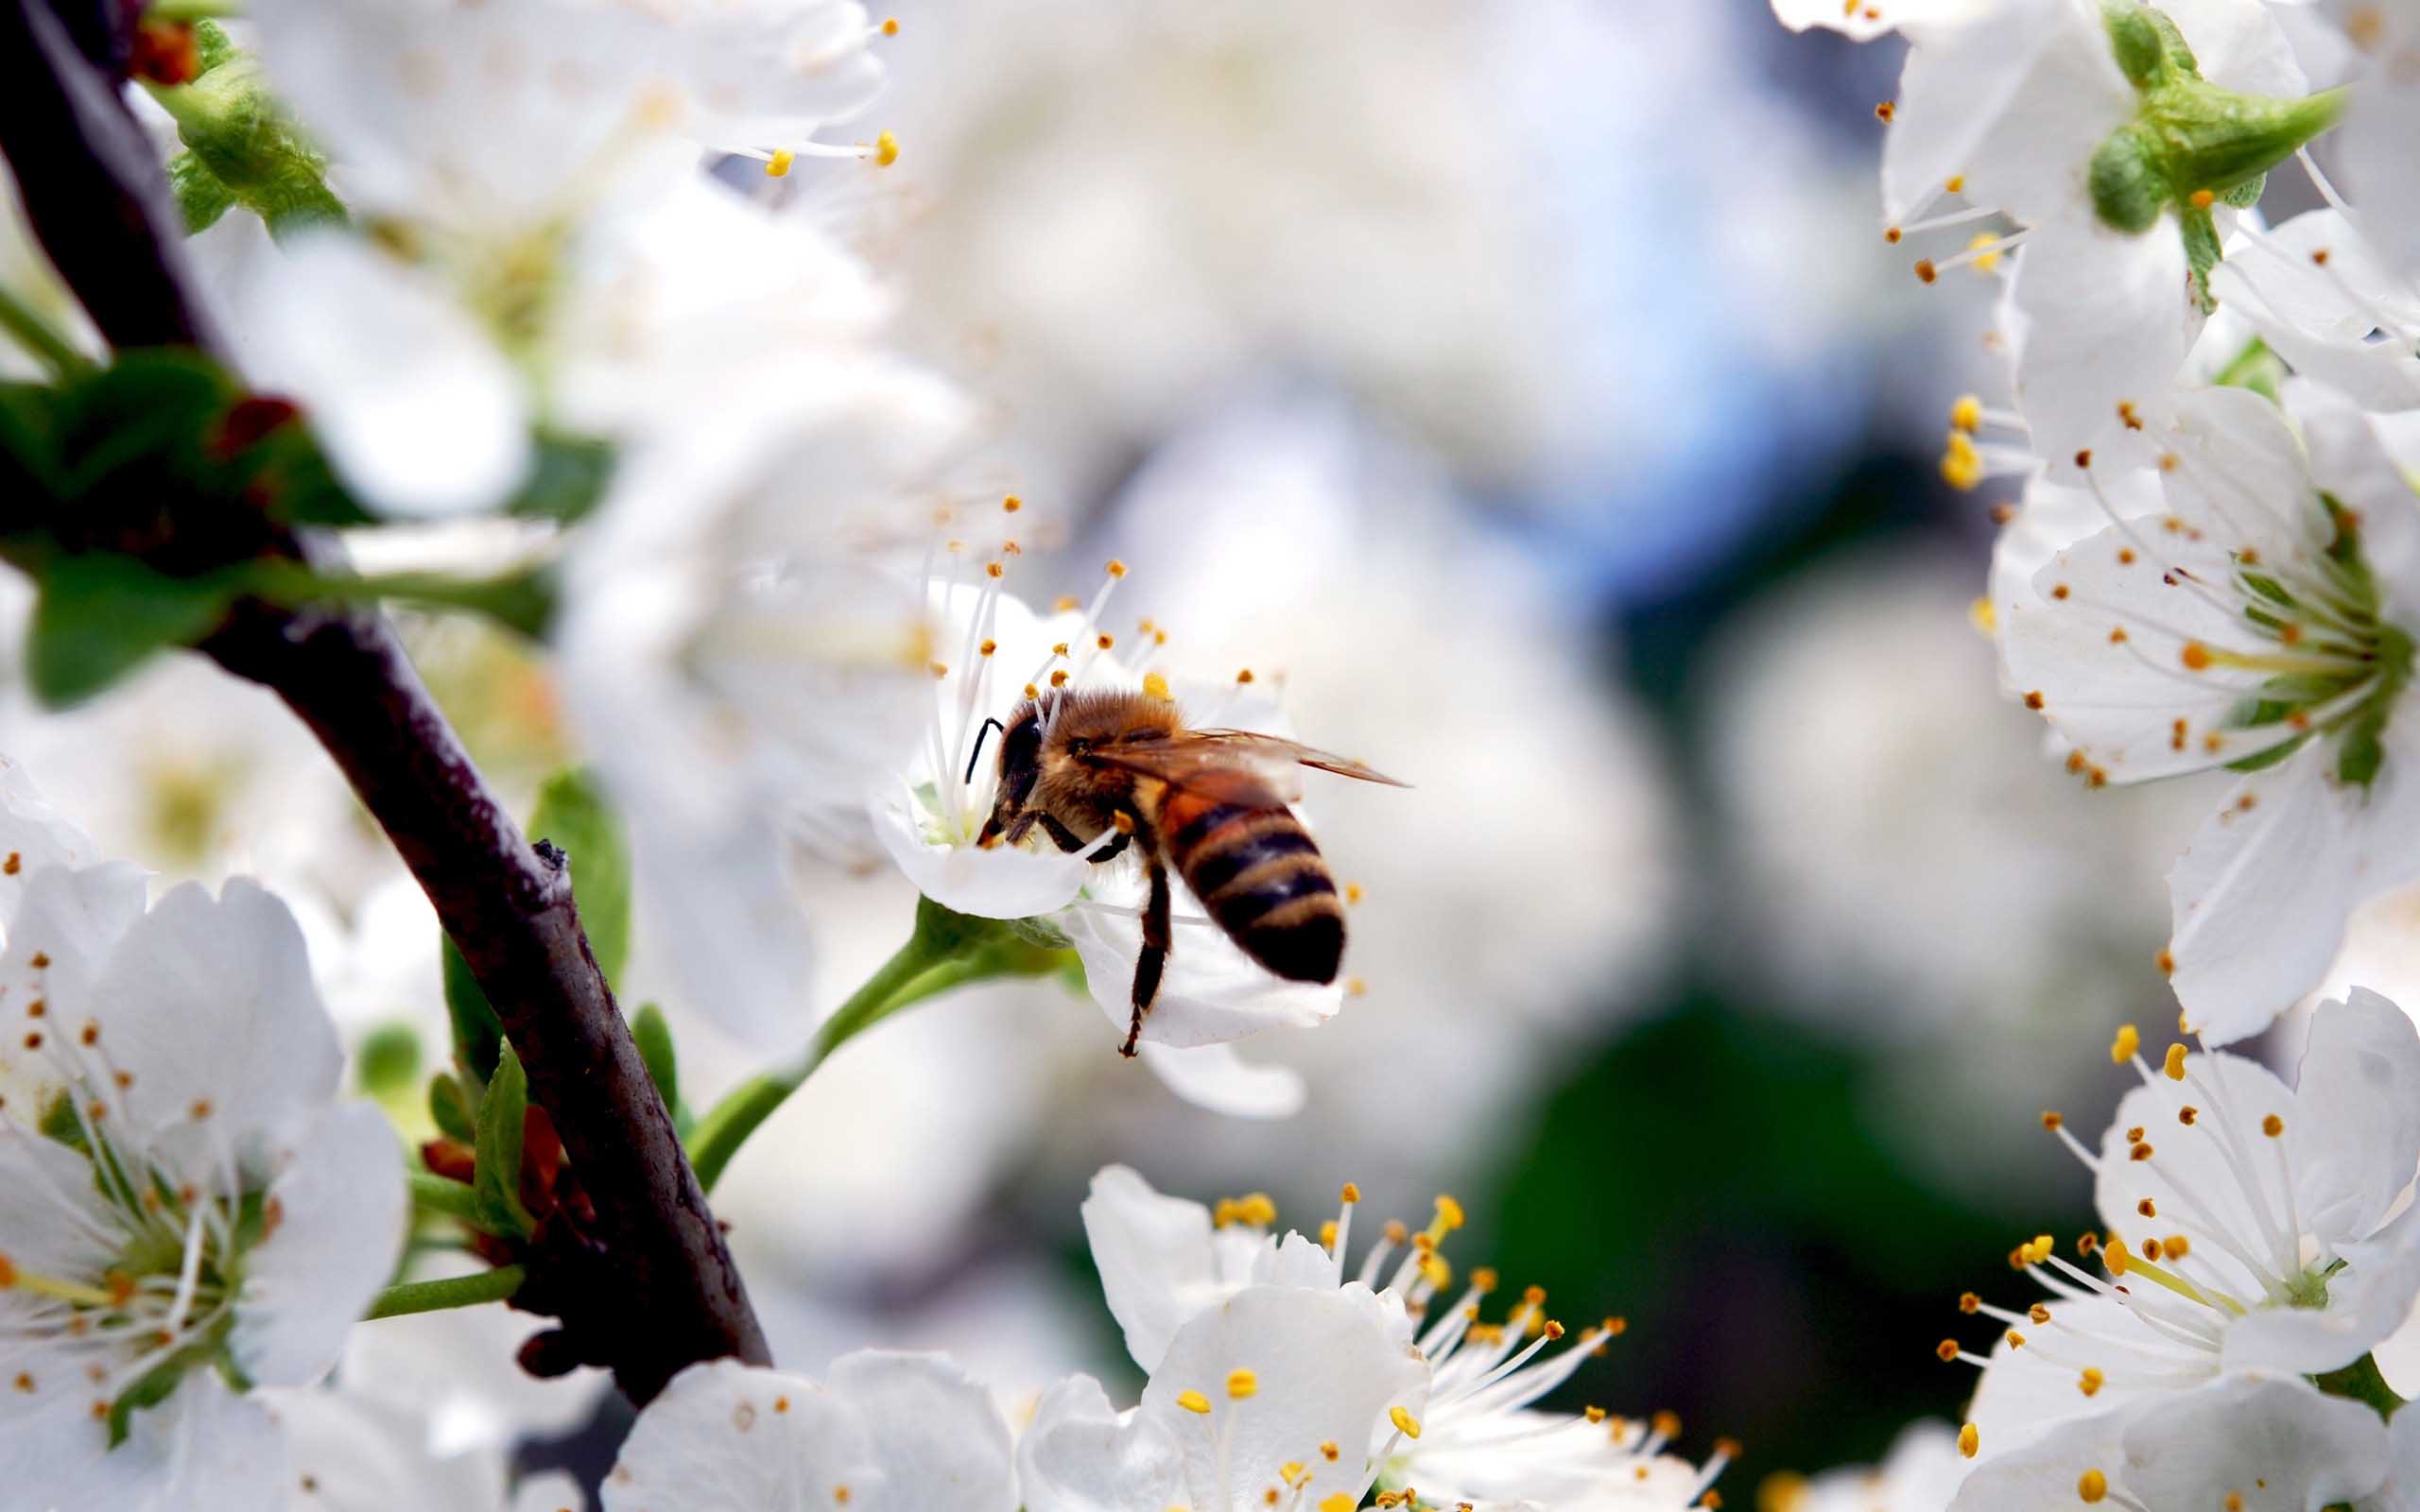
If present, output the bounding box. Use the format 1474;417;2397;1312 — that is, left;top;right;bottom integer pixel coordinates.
1035;813;1090;854
1122;854;1170;1058
982;809;1038;850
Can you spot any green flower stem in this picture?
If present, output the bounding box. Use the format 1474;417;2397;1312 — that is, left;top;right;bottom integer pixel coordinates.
365;1263;526;1320
408;1171;500;1232
246;560;559;640
146;0;244;18
2314;1351;2405;1419
0;283;90;377
685;897;1071;1193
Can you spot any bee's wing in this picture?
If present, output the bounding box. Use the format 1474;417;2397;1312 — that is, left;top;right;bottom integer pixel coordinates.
1183;730;1409;788
1080;731;1407;802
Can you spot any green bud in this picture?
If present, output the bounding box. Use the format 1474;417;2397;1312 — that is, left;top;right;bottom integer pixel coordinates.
354;1022;423;1098
2090;125;2169;233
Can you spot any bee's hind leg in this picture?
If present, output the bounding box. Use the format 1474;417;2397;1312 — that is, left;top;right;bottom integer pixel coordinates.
1121;856;1170;1057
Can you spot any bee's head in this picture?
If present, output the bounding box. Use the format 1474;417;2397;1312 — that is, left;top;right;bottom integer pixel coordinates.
976;699;1047;847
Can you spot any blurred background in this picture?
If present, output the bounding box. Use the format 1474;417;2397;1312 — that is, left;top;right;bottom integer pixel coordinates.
0;0;2242;1498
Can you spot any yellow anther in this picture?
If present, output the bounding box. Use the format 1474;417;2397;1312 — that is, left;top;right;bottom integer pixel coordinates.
1226;1368;1258;1400
1319;1220;1338;1248
1176;1390;1211;1415
1106;559;1128;578
1142;672;1172;702
1949;395;1983;433
1319;1499;1353;1512
1940;431;1983;490
1585;1405;1607;1423
2079;1469;2108;1503
1420;1254;1451;1289
1970;595;1997;637
1236;668;1255;684
1470;1266;1497;1293
1280;1462;1307;1486
1049;670;1070;688
1958;1423;1979;1457
1963;231;2003;275
1389;1406;1423;1439
1340;1182;1361;1204
2263;1113;2285;1137
1320;1441;1340;1462
2161;1236;2190;1261
2109;1024;2139;1064
2163;1043;2187;1081
873;130;899;166
881;16;899;34
765;149;795;178
1097;633;1115;650
1433;1194;1465;1231
1001;494;1021;512
2079;1367;2104;1397
978;639;997;657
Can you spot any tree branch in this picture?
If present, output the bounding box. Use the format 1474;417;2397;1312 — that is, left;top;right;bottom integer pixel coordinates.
0;0;768;1402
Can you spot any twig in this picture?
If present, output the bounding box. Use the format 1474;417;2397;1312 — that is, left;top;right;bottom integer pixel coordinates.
0;0;769;1402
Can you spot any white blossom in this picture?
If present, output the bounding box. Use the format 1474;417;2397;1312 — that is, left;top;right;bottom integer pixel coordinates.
1952;993;2420;1455
1998;384;2420;1040
1774;1421;1975;1512
0;768;406;1511
600;1352;1014;1512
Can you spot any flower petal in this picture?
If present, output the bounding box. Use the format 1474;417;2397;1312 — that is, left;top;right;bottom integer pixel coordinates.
1014;1373;1185;1512
2121;1373;2387;1508
2226;1205;2420;1375
230;1101;408;1388
824;1350;1016;1512
2290;988;2420;1245
1080;1164;1244;1374
602;1360;875;1512
1063;882;1340;1050
1135;1040;1307;1121
2009;214;2204;471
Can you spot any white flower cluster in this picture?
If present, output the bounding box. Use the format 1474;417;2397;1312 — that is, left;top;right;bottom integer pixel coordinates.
1776;0;2420;1503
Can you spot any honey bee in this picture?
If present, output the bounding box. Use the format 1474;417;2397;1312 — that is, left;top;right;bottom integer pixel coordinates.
975;686;1405;1056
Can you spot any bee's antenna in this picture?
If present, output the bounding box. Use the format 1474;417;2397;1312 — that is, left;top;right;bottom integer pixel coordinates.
966;717;1007;784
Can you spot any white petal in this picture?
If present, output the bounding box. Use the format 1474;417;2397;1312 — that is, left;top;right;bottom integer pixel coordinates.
2157;0;2308;94
2227;1206;2420;1374
2338;23;2420;283
269;1387;511;1511
2295;384;2420;627
2217;215;2420;411
2169;760;2363;1043
1015;1373;1185;1512
2121;1373;2388;1508
868;790;1090;919
1135;1041;1307;1120
2009;215;2204;469
90;879;343;1153
0;752;106;919
2290;988;2420;1244
1080;1164;1236;1374
0;860;148;1109
1883;0;2134;224
603;1360;875;1512
2367;1394;2420;1512
1063;883;1340;1050
1963;1296;2161;1457
230;233;529;518
626;820;819;1051
231;1101;408;1388
1137;1284;1426;1511
824;1350;1016;1512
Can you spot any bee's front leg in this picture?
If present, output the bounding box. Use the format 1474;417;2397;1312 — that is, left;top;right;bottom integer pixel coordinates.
1123;852;1170;1057
1034;813;1091;854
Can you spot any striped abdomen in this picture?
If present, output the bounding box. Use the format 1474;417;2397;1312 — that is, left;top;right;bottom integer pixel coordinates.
1162;791;1344;984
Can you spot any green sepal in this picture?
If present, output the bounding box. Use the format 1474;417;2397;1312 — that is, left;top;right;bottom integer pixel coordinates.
428;1070;477;1143
37;1088;87;1151
2179;202;2222;314
106;1314;229;1448
1007;914;1075;951
166;151;235;235
528;768;631;986
442;936;505;1086
143;26;345;239
472;1042;537;1240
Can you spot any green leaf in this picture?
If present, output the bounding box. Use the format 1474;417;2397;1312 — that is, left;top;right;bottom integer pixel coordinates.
473;1043;536;1239
502;434;616;524
442;936;505;1085
26;554;243;707
354;1022;422;1098
528;768;631;987
428;1071;475;1144
632;1003;679;1112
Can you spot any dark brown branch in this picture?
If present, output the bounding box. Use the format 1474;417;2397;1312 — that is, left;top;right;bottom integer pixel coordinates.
0;0;768;1402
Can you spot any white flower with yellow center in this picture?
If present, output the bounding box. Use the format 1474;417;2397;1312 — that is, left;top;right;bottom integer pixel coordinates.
1998;384;2420;1040
601;1352;1015;1512
1944;994;2420;1461
1950;1373;2388;1512
1767;1421;1974;1512
1069;1166;1731;1511
0;773;406;1511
